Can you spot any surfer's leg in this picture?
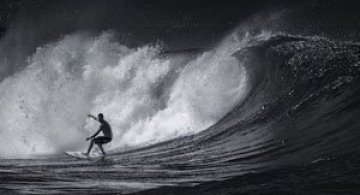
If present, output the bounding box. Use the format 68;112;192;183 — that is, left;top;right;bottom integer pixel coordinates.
84;139;95;156
97;143;106;155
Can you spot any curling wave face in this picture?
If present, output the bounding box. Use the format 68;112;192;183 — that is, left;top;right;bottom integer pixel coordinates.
0;31;249;158
109;33;360;184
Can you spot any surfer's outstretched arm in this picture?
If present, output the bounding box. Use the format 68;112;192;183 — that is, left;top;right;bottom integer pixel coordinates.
88;114;98;121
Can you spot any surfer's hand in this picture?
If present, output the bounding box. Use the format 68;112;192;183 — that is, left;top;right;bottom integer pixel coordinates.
86;137;92;141
87;114;97;121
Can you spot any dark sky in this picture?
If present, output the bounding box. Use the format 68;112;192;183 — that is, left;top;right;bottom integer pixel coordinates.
1;0;360;48
2;0;269;48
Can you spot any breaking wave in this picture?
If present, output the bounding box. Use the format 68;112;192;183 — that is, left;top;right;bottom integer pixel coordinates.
1;22;360;195
0;31;249;158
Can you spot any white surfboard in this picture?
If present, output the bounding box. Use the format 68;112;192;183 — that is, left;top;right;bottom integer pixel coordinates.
64;151;103;160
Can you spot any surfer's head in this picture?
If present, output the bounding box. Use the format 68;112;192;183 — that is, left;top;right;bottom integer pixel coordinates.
98;113;104;121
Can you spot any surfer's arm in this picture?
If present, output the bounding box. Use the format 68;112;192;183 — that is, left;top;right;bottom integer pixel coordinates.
87;114;98;121
91;129;102;137
86;129;101;140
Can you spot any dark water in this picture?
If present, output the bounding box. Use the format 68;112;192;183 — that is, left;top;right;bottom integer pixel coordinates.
1;34;360;194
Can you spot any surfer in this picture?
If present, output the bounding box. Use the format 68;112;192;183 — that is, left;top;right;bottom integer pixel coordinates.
83;113;113;156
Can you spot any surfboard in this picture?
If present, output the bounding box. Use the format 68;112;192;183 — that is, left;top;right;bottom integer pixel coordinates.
64;151;104;160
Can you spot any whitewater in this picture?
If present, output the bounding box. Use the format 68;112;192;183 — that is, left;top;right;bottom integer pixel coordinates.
0;31;249;158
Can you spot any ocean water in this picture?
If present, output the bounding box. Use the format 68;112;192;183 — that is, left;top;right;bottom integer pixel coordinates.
1;1;360;194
